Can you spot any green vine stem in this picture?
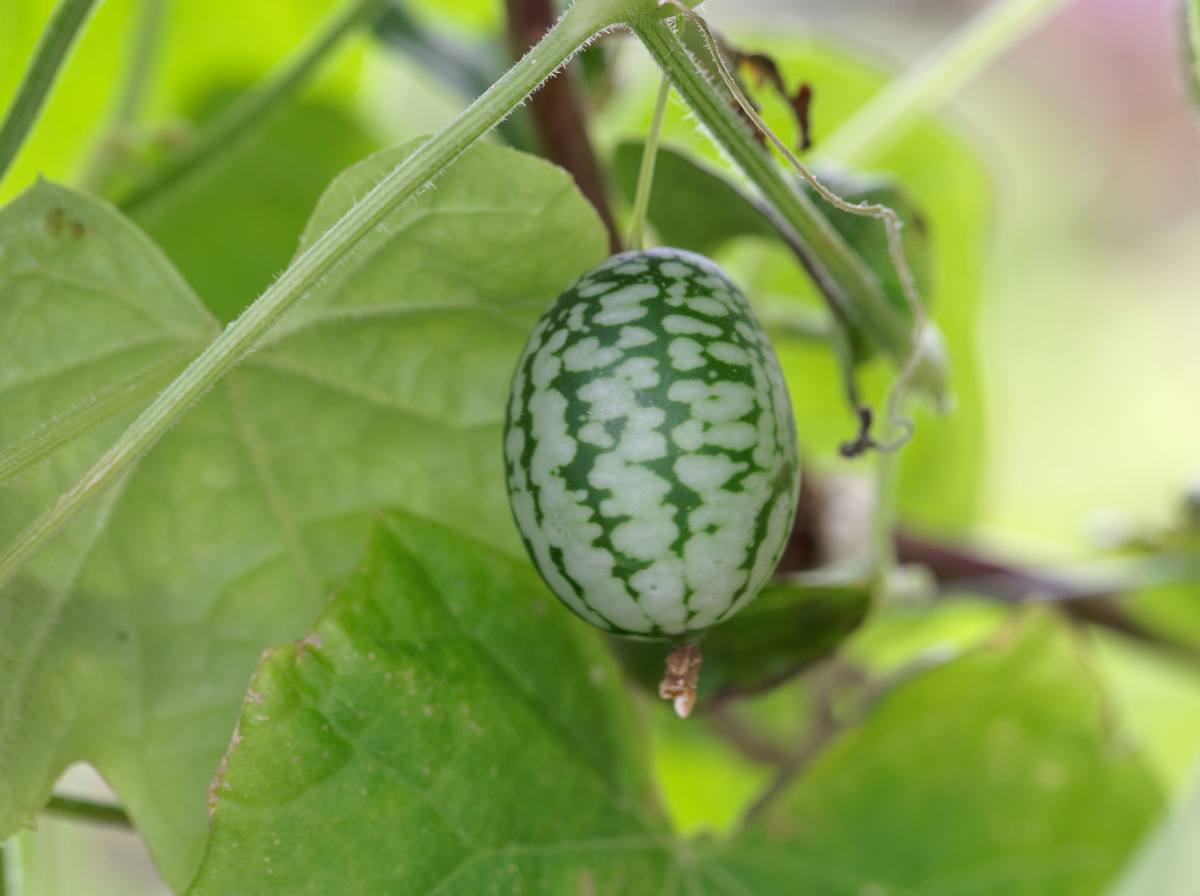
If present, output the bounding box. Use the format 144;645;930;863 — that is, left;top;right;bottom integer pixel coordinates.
0;0;101;186
118;0;388;217
0;0;633;591
627;10;934;390
815;0;1073;165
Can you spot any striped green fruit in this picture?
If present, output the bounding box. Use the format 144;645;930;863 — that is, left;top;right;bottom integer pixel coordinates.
504;248;800;639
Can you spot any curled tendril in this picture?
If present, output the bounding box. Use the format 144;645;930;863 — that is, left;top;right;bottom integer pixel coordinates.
657;0;931;453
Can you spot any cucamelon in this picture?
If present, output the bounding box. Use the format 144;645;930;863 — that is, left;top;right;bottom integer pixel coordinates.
504;248;799;640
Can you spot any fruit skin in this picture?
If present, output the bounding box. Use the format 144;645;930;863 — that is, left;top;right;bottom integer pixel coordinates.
504;247;800;639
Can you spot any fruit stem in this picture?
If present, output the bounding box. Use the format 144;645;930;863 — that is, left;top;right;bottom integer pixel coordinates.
659;643;703;718
626;72;672;251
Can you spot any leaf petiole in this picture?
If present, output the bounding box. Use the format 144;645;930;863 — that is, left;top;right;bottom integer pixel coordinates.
626;73;672;251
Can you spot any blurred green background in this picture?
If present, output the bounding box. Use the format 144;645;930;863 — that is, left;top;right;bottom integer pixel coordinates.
2;0;1198;892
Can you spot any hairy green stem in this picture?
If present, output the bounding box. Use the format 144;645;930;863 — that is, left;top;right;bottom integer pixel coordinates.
0;0;629;591
0;0;101;186
119;0;386;217
815;0;1073;165
43;795;132;827
629;13;917;371
0;350;190;485
626;74;671;250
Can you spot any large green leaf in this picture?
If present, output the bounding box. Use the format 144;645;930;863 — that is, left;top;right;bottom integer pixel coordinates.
0;179;216;884
194;521;1159;894
0;141;607;887
189;513;672;895
734;612;1160;895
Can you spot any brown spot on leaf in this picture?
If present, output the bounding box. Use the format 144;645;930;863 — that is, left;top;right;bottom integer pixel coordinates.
295;632;324;664
44;207;64;237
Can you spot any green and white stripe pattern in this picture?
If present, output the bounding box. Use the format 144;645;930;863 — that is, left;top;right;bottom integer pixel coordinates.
504;248;799;638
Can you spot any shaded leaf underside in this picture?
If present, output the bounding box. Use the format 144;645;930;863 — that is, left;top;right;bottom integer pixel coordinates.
0;142;608;887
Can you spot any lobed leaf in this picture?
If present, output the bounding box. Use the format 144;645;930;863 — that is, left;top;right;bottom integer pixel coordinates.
731;612;1160;895
189;513;672;895
0;140;607;887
